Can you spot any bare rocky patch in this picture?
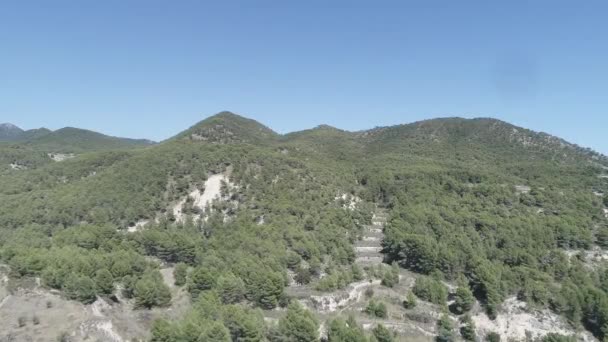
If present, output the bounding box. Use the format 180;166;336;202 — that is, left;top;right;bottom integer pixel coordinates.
172;173;236;222
472;297;595;341
9;163;27;170
0;265;190;342
335;193;361;211
305;279;382;313
48;153;75;162
127;219;150;233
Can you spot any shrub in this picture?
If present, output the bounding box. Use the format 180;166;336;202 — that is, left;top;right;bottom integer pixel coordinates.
134;271;171;308
459;315;476;341
57;332;70;342
373;324;394;342
173;263;188;286
365;300;388;318
486;332;500;342
453;285;475;314
63;275;97;304
436;315;454;342
403;291;417;309
381;263;400;288
413;276;447;305
542;333;576;342
17;316;26;327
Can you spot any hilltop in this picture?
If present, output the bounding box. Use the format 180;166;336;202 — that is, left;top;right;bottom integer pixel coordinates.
171;111;278;144
0;123;24;141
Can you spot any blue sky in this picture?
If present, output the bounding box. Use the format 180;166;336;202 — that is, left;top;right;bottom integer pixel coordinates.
1;1;607;153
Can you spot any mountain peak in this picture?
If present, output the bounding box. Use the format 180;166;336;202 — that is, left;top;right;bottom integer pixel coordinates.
0;123;21;130
172;111;278;144
213;110;242;118
0;123;25;141
314;124;341;131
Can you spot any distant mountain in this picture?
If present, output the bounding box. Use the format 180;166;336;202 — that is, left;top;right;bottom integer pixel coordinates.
357;117;605;164
0;123;154;152
14;128;53;141
23;127;155;152
0;123;24;141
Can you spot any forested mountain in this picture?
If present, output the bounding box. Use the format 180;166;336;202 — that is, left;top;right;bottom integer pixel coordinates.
1;112;607;342
0;123;154;152
13;127;54;142
23;127;155;152
171;111;279;144
0;123;25;141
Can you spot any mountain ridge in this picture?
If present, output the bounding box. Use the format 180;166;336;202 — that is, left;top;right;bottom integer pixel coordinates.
3;113;606;161
183;113;607;165
1;111;608;342
0;124;155;152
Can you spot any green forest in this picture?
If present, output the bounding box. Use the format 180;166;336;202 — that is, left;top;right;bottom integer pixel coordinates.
1;112;607;341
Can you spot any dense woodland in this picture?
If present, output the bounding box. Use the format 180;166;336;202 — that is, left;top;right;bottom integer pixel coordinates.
1;112;607;341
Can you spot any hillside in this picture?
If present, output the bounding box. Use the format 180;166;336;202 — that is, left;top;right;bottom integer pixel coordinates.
361;117;604;164
0;124;154;154
1;112;607;342
24;127;155;152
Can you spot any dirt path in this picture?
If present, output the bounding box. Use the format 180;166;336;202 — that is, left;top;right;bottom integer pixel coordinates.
359;319;435;337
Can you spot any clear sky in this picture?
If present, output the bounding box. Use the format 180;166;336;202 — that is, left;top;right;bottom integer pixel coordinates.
1;1;607;153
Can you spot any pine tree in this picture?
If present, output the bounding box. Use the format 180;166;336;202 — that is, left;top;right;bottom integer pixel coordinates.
173;263;188;286
365;300;388;319
63;274;97;304
150;319;175;342
403;291;417;309
436;315;454;342
327;317;368;342
372;324;393;342
454;285;475;314
217;273;246;304
199;322;231;342
278;302;319;342
459;315;476;341
485;332;500;342
134;271;171;308
94;268;114;295
351;264;364;281
295;266;312;285
188;266;216;299
222;305;266;342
